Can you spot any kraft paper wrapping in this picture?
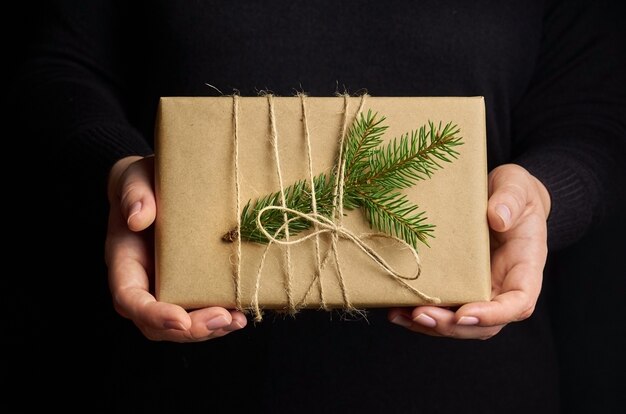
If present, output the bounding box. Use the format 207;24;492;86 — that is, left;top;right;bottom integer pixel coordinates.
155;96;490;310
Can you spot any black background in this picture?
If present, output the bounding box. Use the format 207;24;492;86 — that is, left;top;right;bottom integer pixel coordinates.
3;2;624;412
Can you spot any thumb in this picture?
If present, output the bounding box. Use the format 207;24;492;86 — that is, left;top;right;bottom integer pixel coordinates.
116;156;156;232
487;164;530;232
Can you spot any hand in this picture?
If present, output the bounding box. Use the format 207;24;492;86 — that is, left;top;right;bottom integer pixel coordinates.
388;163;551;339
105;156;247;342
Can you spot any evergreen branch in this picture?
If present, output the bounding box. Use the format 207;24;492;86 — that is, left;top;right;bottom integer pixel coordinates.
236;173;339;243
354;188;434;249
227;111;462;249
355;121;462;189
343;110;387;179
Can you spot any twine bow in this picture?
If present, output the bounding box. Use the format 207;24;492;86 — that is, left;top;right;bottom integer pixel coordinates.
231;93;440;322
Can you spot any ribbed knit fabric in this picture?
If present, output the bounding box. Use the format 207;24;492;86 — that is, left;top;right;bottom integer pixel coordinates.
66;123;154;170
521;152;592;249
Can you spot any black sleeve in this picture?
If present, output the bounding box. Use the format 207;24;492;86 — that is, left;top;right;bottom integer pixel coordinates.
512;0;626;251
15;0;153;194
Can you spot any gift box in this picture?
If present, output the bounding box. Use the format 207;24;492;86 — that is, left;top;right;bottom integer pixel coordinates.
155;96;490;316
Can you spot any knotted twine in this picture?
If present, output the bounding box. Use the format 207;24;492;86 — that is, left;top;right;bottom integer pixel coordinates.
231;94;441;322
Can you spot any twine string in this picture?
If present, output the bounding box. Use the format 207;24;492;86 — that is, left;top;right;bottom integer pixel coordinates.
232;94;440;322
255;206;440;302
268;95;295;315
232;95;243;310
298;93;327;310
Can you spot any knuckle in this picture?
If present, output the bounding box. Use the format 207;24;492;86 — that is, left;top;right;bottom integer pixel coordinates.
110;288;141;320
518;302;536;321
502;184;527;212
182;330;206;342
439;325;458;338
211;330;229;339
478;328;501;341
188;331;203;341
120;183;144;207
111;290;127;313
140;327;162;342
112;300;126;318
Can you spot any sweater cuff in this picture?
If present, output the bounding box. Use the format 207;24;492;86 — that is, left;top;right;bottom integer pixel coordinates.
64;124;154;179
515;149;593;251
66;123;154;170
59;123;154;205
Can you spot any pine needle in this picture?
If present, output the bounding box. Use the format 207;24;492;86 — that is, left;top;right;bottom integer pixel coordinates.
230;112;462;249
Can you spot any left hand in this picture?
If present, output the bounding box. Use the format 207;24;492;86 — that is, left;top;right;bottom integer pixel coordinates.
388;163;551;340
106;156;247;342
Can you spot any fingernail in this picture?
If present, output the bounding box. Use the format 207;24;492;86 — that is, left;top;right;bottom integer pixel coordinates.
495;204;511;227
457;316;480;326
206;315;229;330
232;320;245;330
413;313;437;328
127;201;142;224
163;320;186;331
390;315;413;328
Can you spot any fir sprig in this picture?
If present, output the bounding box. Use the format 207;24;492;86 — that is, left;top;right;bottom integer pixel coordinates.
357;121;461;189
236;174;336;244
357;188;434;247
226;111;463;249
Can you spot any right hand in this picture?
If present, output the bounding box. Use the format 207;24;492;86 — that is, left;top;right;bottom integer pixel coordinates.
105;156;247;342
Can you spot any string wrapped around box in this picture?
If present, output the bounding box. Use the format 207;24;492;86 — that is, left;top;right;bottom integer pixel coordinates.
230;94;440;322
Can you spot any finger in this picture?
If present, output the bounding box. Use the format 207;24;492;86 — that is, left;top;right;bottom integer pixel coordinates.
491;220;547;281
108;244;191;330
455;262;543;328
112;289;190;334
141;325;225;343
390;307;505;339
471;223;546;326
487;164;530;232
139;325;201;343
140;310;247;342
222;310;249;332
423;306;506;340
117;157;156;232
388;307;442;336
114;285;192;331
412;306;454;335
187;307;234;339
455;285;538;327
388;307;417;328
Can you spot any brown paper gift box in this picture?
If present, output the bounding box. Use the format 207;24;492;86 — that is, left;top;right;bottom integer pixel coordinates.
155;96;491;311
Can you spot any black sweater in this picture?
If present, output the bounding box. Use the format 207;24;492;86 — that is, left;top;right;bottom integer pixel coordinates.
12;1;626;412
